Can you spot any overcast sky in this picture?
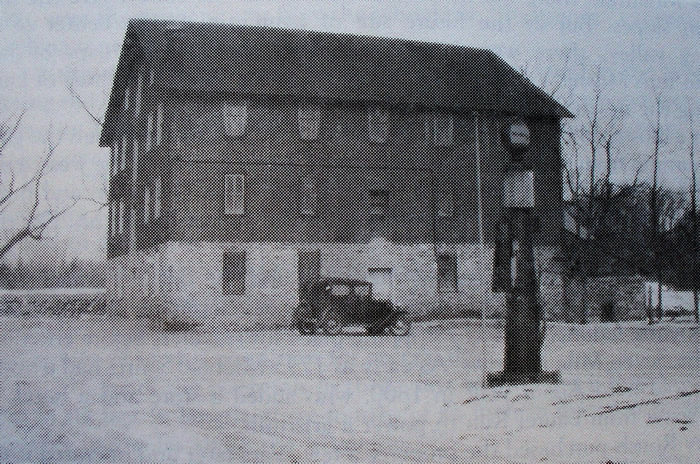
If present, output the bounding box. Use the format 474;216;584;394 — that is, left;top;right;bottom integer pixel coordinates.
0;0;698;261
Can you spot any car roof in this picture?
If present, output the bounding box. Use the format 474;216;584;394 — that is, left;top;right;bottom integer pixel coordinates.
315;277;371;287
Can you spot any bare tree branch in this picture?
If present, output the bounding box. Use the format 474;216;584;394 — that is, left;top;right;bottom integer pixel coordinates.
66;83;103;127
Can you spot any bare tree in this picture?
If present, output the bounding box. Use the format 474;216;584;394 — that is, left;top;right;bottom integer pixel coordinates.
649;94;664;321
688;108;698;323
0;112;77;260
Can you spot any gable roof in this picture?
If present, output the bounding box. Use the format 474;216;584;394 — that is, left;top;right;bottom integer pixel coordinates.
100;19;572;146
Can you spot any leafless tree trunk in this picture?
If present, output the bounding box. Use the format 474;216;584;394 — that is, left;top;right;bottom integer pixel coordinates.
688;109;698;323
0;113;76;260
650;95;663;321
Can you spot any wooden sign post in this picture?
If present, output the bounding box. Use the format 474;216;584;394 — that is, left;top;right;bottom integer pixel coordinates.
488;119;559;386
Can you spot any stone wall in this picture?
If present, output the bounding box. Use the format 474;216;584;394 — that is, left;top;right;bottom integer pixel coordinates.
559;274;646;323
106;240;563;329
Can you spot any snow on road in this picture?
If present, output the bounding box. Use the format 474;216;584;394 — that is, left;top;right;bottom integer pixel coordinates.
0;316;698;463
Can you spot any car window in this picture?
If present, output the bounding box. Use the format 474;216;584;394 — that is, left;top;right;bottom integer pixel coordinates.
354;285;370;297
330;284;350;296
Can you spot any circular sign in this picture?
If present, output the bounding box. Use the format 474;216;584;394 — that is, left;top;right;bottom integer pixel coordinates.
502;119;531;159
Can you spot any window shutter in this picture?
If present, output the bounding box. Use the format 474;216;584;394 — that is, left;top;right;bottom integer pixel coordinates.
222;102;248;137
144;186;150;223
110;141;117;177
298;104;321;140
224;174;245;215
368;107;389;143
153;176;162;218
124;85;130;110
145;112;153;151
155;102;164;146
134;72;142;116
223;251;246;295
120;135;127;171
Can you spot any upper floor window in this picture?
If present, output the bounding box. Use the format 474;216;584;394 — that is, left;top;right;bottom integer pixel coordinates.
155;102;164;146
369;189;388;216
134;71;143;117
123;85;130;110
224;174;245;215
222;101;248;138
146;112;154;151
426;112;454;146
120;135;127;171
298;104;321;140
300;179;316;216
153;176;162;219
143;185;151;223
368;107;389;143
110;140;117;177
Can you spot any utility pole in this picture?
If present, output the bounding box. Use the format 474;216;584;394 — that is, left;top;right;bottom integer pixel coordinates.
488;118;559;386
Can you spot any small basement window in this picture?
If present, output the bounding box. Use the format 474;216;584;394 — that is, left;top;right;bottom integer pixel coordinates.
437;255;458;293
223;250;246;295
224;174;245;215
222;101;248;138
368;107;389;143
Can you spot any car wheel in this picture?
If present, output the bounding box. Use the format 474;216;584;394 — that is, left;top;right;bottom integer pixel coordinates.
322;312;343;335
389;315;411;336
297;320;316;335
366;326;384;336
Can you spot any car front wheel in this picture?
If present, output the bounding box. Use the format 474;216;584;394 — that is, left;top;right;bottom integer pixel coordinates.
389;315;411;336
322;312;343;335
297;319;316;335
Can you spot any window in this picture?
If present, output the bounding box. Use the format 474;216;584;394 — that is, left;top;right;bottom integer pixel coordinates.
143;185;151;223
298;104;321;140
120;135;127;171
110;141;117;177
109;201;115;236
123;85;130;110
223;251;246;295
222;101;248;137
153;176;162;219
426;112;454;146
148;68;155;87
118;199;126;235
145;112;153;151
224;174;245;215
437;186;455;217
368;107;389;143
132;138;139;172
437;255;458;293
134;71;143;116
300;179;316;216
369;189;388;216
155;101;164;146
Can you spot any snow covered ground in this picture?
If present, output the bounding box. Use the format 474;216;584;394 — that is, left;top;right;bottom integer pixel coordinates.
0;316;698;463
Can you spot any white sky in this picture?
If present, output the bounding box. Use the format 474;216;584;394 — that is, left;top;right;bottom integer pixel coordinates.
0;0;698;260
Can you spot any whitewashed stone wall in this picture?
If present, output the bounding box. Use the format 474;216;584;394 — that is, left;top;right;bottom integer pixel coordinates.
107;240;564;328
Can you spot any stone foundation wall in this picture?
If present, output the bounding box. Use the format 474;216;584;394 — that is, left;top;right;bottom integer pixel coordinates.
107;240;563;328
559;274;646;323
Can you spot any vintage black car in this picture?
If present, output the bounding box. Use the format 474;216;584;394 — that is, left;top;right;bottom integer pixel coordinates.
292;278;411;336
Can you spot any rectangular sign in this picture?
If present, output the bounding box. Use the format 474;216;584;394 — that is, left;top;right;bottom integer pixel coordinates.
503;170;535;208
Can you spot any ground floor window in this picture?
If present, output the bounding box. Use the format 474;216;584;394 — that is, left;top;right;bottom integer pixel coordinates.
223;250;246;295
437;255;458;293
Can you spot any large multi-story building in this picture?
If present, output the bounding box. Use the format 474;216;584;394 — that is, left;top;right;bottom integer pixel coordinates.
99;19;571;328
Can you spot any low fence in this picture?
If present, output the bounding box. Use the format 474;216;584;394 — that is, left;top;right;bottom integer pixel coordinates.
0;288;107;316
